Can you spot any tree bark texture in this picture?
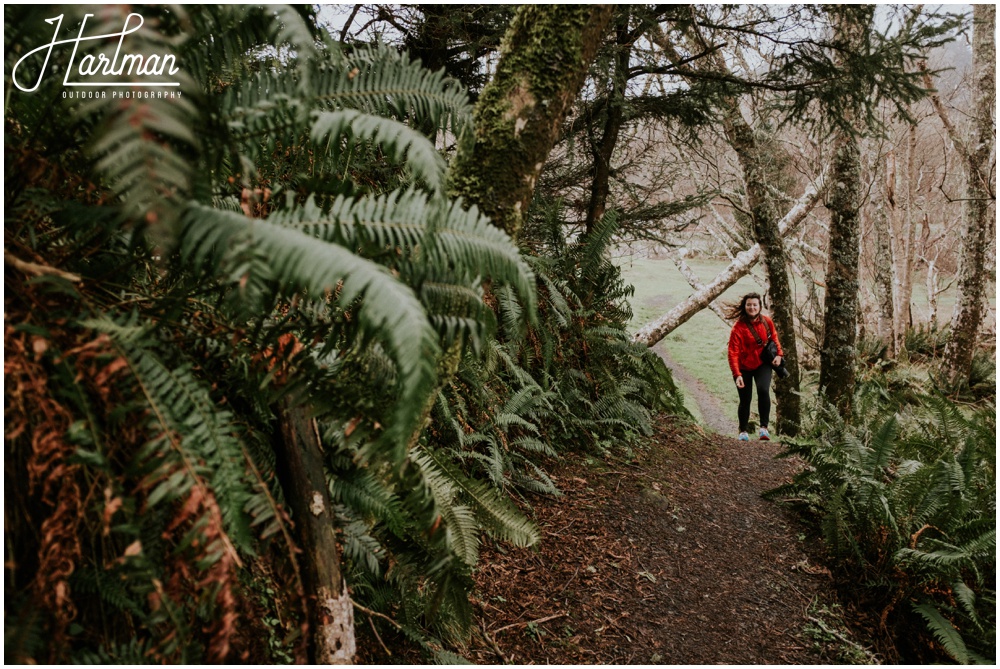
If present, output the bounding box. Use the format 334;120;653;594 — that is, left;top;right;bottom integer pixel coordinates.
275;402;356;664
817;6;872;417
722;111;803;435
941;4;996;386
925;258;940;328
819;133;863;417
584;14;630;236
634;168;828;347
449;4;614;239
872;153;897;358
662;15;804;433
897;122;919;333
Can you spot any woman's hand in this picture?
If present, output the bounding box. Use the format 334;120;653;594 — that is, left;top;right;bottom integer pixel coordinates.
772;355;783;367
735;376;745;388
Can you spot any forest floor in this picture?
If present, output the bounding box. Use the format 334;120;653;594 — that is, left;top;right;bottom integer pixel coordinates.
462;349;881;665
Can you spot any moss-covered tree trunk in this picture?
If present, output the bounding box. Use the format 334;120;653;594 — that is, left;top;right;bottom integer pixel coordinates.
724;112;803;435
900;123;919;332
872;153;898;358
410;5;613;448
820;132;863;417
817;6;872;418
449;4;614;239
941;4;995;387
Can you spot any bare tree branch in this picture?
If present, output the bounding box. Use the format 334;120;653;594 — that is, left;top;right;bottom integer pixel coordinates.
633;164;830;347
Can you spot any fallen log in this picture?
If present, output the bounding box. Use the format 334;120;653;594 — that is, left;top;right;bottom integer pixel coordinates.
633;166;830;348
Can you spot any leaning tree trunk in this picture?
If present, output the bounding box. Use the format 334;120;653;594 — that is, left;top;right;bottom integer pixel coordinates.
274;403;355;664
940;4;996;387
634;168;828;346
724;111;803;435
449;4;614;240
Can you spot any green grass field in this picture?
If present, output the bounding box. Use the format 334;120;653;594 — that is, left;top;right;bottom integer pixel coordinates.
616;252;986;423
617;254;763;415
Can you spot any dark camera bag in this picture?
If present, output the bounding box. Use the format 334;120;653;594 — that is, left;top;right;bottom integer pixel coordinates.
749;320;780;367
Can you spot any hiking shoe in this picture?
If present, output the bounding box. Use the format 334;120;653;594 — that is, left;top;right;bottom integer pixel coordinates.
759;426;771;441
738;432;750;441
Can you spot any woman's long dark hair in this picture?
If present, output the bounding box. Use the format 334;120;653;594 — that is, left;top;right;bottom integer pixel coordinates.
724;292;764;323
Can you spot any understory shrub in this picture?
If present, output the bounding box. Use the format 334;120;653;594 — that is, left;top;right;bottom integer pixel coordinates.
903;323;950;360
4;6;684;663
768;391;996;663
928;349;998;402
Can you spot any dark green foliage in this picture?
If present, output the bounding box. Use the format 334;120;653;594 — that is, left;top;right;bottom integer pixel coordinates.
930;349;997;403
411;202;688;538
5;5;684;663
4;6;526;661
904;323;951;360
855;333;892;367
770;5;963;135
767;389;996;663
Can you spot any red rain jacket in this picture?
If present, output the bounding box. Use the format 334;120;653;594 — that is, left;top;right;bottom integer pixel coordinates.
728;315;783;378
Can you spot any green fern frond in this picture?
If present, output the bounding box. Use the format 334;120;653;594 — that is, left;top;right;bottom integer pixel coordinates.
409;449;479;565
419;448;539;549
914;603;971;664
576;209;619;280
311;110;447;192
490;341;539;388
952;580;985;633
330;46;473;133
222;45;472;149
492;412;538;433
179;203;439;459
536;271;572;327
87;316;255;552
511;436;557;457
267;5;320;65
959;529;997;560
71;638;155;665
865;415;899;474
267;191;536;315
500;386;543;420
329;470;407;536
336;505;386;577
75;9;199;239
496;285;525;337
71;566;145;618
433;649;473;664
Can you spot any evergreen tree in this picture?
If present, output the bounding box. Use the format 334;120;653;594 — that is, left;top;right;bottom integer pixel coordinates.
819;6;875;418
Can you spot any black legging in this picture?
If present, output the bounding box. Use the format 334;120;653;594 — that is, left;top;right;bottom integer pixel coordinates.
737;364;772;433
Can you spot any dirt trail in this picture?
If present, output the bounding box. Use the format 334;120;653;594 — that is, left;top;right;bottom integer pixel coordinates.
466;359;868;663
654;344;732;435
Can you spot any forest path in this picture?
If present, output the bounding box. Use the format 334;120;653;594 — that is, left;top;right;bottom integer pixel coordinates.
654;344;732;434
468;409;869;663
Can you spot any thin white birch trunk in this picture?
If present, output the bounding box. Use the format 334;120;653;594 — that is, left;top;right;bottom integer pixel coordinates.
668;249;730;325
634;166;829;347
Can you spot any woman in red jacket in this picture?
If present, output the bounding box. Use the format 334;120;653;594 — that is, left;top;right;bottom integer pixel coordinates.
726;292;783;441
